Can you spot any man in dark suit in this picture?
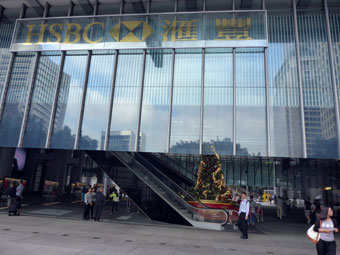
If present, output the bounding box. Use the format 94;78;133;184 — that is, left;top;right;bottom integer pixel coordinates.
94;187;105;222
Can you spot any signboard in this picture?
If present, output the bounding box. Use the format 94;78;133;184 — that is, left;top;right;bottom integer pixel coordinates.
11;11;267;51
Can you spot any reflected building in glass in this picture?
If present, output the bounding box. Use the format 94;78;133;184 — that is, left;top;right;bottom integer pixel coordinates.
0;0;340;216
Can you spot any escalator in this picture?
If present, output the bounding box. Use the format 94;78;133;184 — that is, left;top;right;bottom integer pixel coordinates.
110;151;229;230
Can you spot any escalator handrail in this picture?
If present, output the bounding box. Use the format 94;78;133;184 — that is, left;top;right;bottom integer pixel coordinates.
112;151;229;225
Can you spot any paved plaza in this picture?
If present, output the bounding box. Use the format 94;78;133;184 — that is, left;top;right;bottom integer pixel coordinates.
0;209;334;255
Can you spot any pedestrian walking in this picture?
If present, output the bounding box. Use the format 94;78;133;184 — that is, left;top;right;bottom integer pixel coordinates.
277;196;283;220
94;187;105;222
81;186;87;203
248;196;256;226
7;183;16;208
285;197;291;213
237;192;249;239
90;187;95;219
305;197;312;224
83;187;93;220
110;190;119;214
313;207;338;255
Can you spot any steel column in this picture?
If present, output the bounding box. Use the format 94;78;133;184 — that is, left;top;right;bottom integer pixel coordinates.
324;0;340;158
94;0;99;15
74;50;92;149
120;0;124;14
18;52;40;147
135;49;147;152
68;1;74;16
45;51;66;148
104;50;119;151
199;48;205;155
264;48;271;156
232;48;236;156
20;4;27;19
167;49;176;153
43;2;50;17
293;0;307;158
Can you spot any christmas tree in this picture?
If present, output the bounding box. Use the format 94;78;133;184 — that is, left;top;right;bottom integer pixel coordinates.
193;146;231;201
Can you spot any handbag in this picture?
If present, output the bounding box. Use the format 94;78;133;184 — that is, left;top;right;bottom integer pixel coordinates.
307;221;320;244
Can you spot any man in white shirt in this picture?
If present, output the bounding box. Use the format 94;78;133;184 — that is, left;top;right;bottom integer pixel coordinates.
238;192;249;239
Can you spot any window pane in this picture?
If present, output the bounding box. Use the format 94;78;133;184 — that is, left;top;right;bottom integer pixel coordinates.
203;48;233;155
0;53;36;147
140;49;172;152
330;11;340;149
170;49;201;154
79;51;115;150
108;50;144;151
298;12;338;158
268;12;303;158
236;49;266;156
23;52;61;148
50;51;88;149
0;9;18;100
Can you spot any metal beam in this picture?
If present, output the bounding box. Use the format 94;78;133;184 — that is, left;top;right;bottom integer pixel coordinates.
293;0;307;158
77;0;94;15
0;5;5;23
324;0;340;158
68;1;74;16
264;48;271;156
74;50;92;149
45;51;66;148
0;53;15;123
43;2;50;17
167;49;175;153
232;48;236;156
18;52;40;147
26;0;44;16
135;49;147;152
199;48;205;154
104;50;119;151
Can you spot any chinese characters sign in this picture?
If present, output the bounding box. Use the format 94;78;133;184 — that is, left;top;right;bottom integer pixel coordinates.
11;12;267;51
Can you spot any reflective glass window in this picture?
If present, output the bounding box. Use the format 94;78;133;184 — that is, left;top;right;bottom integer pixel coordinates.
177;0;204;12
170;49;202;154
79;51;116;150
108;50;144;151
150;0;175;12
50;51;88;149
235;48;266;156
124;0;148;14
23;52;61;148
267;12;303;158
203;48;233;155
0;10;17;97
140;49;172;152
0;53;36;147
298;11;338;158
330;11;340;148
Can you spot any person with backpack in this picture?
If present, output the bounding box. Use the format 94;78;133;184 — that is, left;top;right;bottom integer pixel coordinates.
238;192;249;239
313;207;338;255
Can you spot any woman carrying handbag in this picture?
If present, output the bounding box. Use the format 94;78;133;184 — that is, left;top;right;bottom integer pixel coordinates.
313;207;339;255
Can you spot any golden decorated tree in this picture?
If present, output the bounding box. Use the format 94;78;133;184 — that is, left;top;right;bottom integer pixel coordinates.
193;146;231;201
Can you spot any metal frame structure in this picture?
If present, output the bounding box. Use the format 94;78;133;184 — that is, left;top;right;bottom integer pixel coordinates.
324;0;340;158
104;50;118;151
0;0;338;161
292;0;307;158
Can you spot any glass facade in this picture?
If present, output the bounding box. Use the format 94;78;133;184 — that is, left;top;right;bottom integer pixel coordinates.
0;0;339;160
